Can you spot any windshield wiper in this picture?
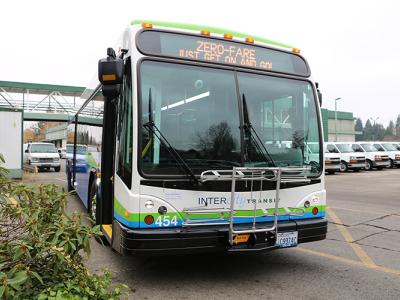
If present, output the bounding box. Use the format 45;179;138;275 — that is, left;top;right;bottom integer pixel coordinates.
242;94;276;167
143;88;199;185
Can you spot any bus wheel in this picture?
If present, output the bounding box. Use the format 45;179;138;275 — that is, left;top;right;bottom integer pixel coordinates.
54;166;61;172
365;160;372;171
340;161;348;172
389;159;394;168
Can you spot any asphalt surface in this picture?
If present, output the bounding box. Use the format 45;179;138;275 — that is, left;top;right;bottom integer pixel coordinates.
21;163;400;299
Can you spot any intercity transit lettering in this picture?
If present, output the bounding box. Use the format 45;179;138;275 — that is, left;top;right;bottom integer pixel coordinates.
198;196;277;206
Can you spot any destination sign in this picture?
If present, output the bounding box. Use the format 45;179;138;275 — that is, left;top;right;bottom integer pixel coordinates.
137;30;309;76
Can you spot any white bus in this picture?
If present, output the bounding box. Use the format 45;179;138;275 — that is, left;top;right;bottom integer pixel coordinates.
67;20;327;255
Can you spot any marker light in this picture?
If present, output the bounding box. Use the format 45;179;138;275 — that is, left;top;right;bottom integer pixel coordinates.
124;210;129;217
142;22;153;29
144;215;154;225
223;33;233;39
312;207;319;215
292;48;301;54
245;37;254;44
201;30;211;36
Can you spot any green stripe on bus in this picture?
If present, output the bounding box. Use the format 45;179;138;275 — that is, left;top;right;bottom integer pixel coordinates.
114;196;326;221
131;20;294;49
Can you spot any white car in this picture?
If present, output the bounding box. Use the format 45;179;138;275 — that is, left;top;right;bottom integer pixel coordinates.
326;142;366;172
374;142;400;168
24;142;61;172
350;142;390;171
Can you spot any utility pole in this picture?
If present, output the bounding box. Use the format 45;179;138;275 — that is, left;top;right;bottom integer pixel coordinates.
334;97;341;142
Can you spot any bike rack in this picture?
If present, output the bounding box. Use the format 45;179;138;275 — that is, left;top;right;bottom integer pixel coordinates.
182;167;311;246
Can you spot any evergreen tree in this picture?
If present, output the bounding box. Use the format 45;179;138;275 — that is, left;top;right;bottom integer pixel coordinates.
386;121;395;136
396;115;400;137
363;119;373;140
355;118;364;141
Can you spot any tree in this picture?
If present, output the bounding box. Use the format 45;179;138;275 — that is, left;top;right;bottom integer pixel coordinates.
355;118;364;141
396;115;400;137
386;121;395;136
372;123;385;140
364;119;373;140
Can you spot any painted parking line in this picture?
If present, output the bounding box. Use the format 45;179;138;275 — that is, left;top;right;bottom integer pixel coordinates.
296;247;400;276
329;205;394;216
55;178;67;183
327;207;376;267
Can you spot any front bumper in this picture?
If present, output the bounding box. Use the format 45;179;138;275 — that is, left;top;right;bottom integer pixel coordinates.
348;162;365;169
117;218;328;255
30;162;61;168
325;164;341;171
372;160;390;167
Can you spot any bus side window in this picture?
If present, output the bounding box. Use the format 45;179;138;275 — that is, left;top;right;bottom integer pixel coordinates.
116;58;133;188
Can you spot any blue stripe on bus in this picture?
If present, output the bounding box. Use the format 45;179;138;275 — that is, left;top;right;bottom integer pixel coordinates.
114;210;325;229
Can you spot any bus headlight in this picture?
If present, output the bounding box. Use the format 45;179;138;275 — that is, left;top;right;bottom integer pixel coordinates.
374;155;382;161
145;200;154;209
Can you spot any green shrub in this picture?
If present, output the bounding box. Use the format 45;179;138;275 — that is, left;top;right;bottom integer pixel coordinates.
0;154;127;299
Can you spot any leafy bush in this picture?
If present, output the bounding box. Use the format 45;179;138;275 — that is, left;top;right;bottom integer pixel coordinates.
0;154;127;299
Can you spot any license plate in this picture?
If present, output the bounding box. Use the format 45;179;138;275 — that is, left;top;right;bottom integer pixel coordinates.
233;234;250;244
277;231;298;248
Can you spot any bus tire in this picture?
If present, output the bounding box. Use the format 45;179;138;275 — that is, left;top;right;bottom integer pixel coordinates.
327;170;335;175
54;166;61;172
389;159;394;168
90;182;109;245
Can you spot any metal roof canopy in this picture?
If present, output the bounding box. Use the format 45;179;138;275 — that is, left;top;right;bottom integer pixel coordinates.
0;80;103;123
0;80;85;96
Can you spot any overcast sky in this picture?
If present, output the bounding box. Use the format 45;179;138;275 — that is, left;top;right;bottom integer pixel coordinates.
1;0;399;126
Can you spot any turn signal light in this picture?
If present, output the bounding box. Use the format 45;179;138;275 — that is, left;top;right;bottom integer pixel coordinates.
312;207;319;215
144;215;154;225
201;30;211;36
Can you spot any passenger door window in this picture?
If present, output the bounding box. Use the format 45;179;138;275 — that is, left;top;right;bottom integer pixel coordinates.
116;58;133;188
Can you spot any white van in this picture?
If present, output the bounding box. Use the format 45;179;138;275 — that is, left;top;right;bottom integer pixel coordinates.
24;142;61;172
350;142;390;171
325;142;366;172
324;145;341;174
374;142;400;168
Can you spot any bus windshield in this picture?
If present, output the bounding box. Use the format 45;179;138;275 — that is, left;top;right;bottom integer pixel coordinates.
336;144;353;153
139;61;321;176
30;144;57;153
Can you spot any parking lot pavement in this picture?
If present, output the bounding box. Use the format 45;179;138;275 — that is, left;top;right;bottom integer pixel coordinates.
19;167;400;299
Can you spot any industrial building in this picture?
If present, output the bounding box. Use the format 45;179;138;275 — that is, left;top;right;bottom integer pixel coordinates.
321;108;359;142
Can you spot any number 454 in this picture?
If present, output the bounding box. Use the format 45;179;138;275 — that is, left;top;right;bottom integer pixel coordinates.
155;215;178;227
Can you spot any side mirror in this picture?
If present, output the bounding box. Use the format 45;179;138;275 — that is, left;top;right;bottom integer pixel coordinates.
98;48;124;98
315;82;322;106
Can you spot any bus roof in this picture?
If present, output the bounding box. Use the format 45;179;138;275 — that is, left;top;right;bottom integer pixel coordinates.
131;20;294;49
